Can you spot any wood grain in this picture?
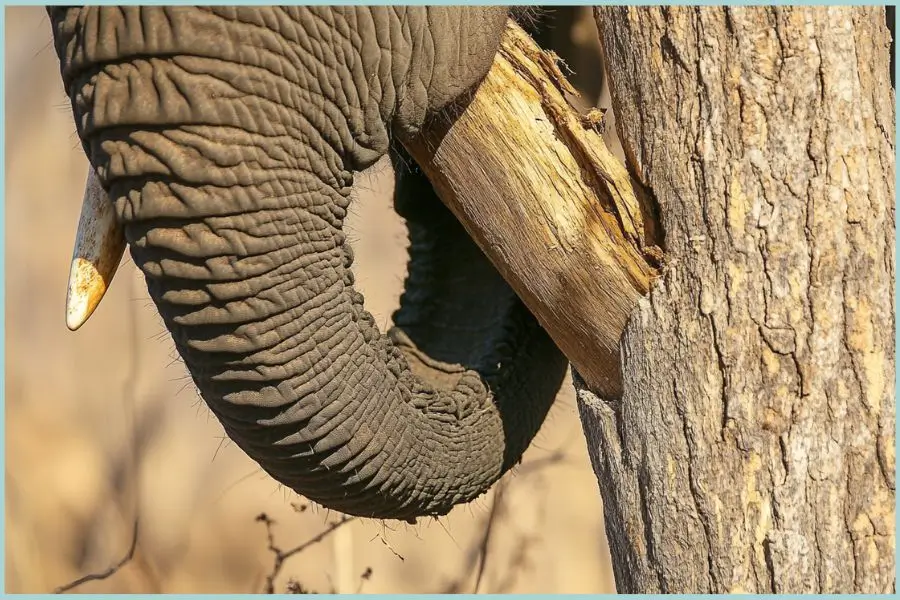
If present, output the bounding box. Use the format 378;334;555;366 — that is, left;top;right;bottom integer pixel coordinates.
402;21;661;398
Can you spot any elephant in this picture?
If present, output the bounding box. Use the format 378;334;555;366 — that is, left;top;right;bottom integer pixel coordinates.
49;6;569;522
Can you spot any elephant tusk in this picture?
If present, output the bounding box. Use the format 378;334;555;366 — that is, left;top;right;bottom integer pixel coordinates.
65;167;126;331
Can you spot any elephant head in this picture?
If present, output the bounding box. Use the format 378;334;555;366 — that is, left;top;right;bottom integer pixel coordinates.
49;6;568;521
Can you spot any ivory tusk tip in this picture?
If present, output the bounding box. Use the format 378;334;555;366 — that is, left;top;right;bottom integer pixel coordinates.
65;257;109;331
64;167;126;331
65;310;88;332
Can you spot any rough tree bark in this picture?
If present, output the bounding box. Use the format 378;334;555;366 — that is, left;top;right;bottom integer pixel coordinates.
403;7;894;594
576;6;895;593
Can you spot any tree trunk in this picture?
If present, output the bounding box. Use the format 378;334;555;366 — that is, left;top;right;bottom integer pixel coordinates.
576;6;895;593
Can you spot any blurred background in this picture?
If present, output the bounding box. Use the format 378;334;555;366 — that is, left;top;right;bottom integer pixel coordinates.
5;6;617;593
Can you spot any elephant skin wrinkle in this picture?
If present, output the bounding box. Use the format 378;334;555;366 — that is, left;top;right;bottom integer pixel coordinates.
49;6;568;520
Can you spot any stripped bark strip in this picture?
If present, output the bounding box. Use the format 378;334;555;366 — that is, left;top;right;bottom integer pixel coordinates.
402;21;661;398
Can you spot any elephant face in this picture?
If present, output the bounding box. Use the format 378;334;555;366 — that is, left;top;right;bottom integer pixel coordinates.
50;6;568;521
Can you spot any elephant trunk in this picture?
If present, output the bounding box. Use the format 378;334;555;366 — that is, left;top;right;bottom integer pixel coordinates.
51;6;568;520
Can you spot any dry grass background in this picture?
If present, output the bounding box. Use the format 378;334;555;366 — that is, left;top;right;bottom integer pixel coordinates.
5;6;615;593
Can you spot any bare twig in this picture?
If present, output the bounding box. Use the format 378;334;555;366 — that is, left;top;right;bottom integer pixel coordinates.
492;485;547;593
473;482;505;594
284;578;313;594
512;449;567;476
356;567;373;593
473;451;566;593
54;518;139;593
441;449;565;593
257;512;356;594
369;532;405;562
493;531;540;594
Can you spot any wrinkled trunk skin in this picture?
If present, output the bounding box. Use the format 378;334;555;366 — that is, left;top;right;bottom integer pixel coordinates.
50;6;568;520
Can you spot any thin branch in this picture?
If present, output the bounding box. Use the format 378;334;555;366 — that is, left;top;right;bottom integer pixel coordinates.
473;482;506;594
440;448;566;593
355;567;373;593
472;451;566;593
280;517;355;564
257;512;356;594
513;449;567;476
369;532;405;562
54;518;139;594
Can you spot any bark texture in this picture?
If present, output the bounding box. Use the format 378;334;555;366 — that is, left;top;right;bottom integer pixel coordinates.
577;6;895;593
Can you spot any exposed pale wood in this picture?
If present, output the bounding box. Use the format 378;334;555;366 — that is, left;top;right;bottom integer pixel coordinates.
402;21;661;398
576;6;896;593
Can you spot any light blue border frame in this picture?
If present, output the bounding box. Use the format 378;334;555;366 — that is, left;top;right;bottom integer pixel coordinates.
1;5;5;598
1;1;897;598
